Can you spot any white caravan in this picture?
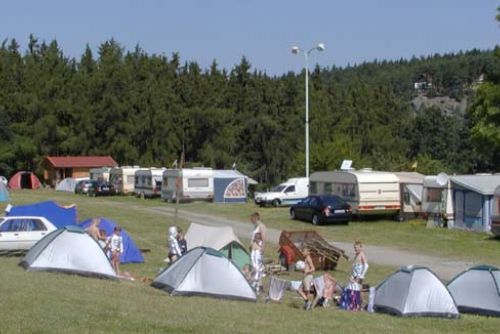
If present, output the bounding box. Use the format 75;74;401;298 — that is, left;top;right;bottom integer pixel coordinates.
309;169;400;215
109;166;141;195
394;172;425;220
89;167;111;182
254;177;309;207
162;168;214;202
134;168;165;198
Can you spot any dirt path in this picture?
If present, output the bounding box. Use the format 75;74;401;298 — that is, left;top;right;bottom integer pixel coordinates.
127;204;471;280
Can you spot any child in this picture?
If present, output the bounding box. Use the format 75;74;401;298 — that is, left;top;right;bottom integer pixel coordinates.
298;247;315;310
107;227;123;275
250;232;264;292
167;226;182;262
316;272;337;308
177;229;187;255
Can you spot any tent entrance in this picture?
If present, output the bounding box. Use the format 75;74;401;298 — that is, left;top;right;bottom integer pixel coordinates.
21;173;32;189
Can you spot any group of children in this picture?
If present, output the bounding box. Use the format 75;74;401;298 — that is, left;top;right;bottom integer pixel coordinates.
86;218;124;275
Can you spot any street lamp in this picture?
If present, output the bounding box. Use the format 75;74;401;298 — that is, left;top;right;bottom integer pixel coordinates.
291;43;325;178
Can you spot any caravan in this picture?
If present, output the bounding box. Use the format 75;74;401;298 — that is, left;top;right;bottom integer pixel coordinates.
89;167;111;182
309;169;400;216
394;172;425;220
162;168;214;202
134;168;165;198
109;166;141;195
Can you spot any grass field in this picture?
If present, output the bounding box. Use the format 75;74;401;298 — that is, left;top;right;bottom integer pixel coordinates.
1;190;500;333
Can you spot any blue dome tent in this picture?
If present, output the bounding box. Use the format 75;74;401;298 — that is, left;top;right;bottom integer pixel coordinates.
79;218;144;264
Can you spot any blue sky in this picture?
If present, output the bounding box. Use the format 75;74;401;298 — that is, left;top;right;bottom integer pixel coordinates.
1;0;498;75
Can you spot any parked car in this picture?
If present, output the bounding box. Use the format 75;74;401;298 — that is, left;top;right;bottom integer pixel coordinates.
290;195;352;225
87;180;115;196
0;216;57;252
75;179;93;194
254;177;309;207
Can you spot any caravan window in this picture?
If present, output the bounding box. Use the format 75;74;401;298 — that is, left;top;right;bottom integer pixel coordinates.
426;188;442;203
141;176;146;184
135;176;139;185
187;178;209;188
342;184;356;198
147;177;152;186
324;183;332;194
310;182;317;194
127;175;135;184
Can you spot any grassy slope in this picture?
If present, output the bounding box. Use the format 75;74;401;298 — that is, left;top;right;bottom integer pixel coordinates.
1;190;499;333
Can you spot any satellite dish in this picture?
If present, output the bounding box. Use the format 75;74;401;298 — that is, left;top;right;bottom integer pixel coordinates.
436;172;449;187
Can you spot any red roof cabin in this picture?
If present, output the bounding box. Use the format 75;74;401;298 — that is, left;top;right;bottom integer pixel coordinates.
44;156;118;187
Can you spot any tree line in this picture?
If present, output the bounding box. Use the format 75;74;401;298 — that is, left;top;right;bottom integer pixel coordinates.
0;35;499;186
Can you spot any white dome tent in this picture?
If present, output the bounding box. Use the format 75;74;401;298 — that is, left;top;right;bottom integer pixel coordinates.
19;225;117;280
374;265;459;318
152;247;256;302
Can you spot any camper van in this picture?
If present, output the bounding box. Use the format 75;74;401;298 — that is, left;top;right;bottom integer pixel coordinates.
109;166;141;195
134;168;165;198
394;172;425;220
254;177;309;207
89;167;111;182
162;168;214;202
309;169;400;216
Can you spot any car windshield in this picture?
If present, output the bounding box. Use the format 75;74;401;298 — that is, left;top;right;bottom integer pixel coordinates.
271;185;286;192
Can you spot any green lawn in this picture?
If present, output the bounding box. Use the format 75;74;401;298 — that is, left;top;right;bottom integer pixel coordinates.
1;190;500;333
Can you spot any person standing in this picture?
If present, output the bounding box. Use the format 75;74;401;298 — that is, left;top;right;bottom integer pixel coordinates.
250;212;267;251
297;247;316;310
108;227;124;275
340;241;369;311
250;232;264;292
168;226;182;262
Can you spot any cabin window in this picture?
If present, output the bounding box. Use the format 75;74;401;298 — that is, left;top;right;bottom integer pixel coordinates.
188;178;209;188
310;182;317;194
426;188;442;203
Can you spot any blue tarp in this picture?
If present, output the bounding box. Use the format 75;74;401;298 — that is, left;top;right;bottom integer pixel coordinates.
6;200;78;228
0;182;9;202
79;218;144;263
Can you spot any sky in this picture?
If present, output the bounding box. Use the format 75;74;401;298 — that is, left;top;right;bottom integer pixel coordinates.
0;0;498;75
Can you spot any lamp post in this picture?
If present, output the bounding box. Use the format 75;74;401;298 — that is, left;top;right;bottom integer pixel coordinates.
291;43;325;178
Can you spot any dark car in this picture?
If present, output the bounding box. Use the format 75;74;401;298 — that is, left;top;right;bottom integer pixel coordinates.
290;195;352;225
87;180;115;196
75;179;93;194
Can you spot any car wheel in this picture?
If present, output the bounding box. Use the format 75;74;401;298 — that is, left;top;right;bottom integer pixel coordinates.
290;209;296;220
312;214;320;225
272;199;281;207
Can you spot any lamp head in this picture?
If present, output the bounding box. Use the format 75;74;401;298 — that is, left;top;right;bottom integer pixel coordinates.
291;46;300;54
316;43;325;52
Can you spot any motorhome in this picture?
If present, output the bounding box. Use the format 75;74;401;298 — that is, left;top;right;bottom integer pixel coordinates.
394;172;425;220
254;177;309;207
89;167;112;182
162;168;214;202
134;168;165;198
309;169;400;216
109;166;141;195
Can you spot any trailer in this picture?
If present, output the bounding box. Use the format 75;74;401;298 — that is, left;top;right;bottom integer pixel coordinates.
89;167;112;182
109;166;141;195
161;168;214;202
309;169;400;216
394;172;425;220
134;168;165;198
278;230;347;271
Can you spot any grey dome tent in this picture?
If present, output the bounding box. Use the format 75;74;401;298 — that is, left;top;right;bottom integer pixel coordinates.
152;247;256;302
19;225;117;280
55;177;79;193
447;265;500;317
184;223;250;270
374;265;459;318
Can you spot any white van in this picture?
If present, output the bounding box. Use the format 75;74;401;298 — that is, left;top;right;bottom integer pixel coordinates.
162;168;214;202
309;169;400;215
254;177;309;207
134;168;165;198
109;166;141;195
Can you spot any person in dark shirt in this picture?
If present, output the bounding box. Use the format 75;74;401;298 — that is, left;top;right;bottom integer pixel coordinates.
177;229;188;255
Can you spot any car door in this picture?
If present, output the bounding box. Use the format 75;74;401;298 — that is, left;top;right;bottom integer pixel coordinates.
283;185;296;204
306;196;320;221
21;218;50;249
295;197;310;220
0;218;22;251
